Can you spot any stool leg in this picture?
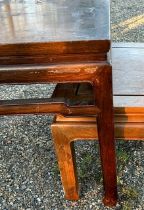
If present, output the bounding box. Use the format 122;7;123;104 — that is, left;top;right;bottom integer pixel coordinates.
51;125;79;200
94;65;118;206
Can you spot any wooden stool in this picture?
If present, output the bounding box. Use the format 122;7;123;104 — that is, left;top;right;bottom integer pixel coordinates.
0;0;117;206
51;43;144;205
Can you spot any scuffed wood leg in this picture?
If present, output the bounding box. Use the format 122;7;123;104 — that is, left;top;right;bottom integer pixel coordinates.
94;65;118;207
51;125;79;200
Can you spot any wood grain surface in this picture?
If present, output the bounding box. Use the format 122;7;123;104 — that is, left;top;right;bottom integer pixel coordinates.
0;44;143;97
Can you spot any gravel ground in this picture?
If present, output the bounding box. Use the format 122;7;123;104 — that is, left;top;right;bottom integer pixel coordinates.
111;0;144;42
0;0;144;209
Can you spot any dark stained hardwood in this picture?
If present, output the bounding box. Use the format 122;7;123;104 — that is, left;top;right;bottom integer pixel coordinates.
93;66;117;206
0;0;110;65
0;53;107;65
0;0;116;206
0;98;99;116
0;41;110;57
0;63;109;84
1;42;143;205
0;44;143;97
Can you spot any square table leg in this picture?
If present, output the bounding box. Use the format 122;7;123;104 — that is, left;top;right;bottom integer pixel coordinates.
52;125;79;200
93;64;117;206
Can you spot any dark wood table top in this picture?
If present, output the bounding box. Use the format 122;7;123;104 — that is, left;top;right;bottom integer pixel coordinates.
0;0;110;44
0;0;110;61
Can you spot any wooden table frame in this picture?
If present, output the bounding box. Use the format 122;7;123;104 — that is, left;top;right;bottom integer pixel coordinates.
0;61;117;206
0;0;117;206
50;43;144;206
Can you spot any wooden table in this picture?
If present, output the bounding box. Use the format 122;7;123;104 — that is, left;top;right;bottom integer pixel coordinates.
0;0;111;116
0;0;110;65
52;43;144;140
51;43;144;204
0;0;117;206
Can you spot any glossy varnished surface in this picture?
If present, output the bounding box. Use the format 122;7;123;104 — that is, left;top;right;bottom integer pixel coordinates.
0;0;110;44
0;44;143;97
